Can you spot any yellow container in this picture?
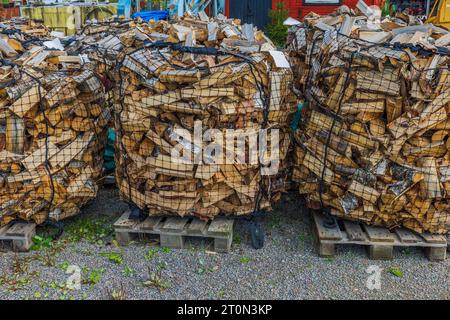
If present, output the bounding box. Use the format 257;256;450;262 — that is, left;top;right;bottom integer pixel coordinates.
21;3;117;35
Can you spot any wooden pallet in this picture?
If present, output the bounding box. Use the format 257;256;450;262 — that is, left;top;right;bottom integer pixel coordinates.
312;212;447;261
114;211;234;253
0;222;36;252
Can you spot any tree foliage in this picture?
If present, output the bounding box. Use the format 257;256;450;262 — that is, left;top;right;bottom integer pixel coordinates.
267;1;289;48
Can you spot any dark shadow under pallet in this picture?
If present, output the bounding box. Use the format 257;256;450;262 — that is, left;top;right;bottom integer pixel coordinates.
0;222;36;252
312;211;447;261
114;211;234;253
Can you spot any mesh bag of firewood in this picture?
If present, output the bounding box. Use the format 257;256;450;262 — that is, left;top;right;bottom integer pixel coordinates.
289;12;450;234
113;18;297;220
0;50;111;226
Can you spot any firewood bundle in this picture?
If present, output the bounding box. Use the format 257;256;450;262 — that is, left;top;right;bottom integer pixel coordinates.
113;16;297;220
0;17;51;41
0;33;111;225
71;20;133;76
289;5;450;234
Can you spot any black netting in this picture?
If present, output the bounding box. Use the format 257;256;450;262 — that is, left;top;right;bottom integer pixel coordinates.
0;22;110;226
112;19;297;220
289;17;450;234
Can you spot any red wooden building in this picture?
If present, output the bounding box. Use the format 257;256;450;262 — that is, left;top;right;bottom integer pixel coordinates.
225;0;377;29
0;7;19;19
277;0;377;20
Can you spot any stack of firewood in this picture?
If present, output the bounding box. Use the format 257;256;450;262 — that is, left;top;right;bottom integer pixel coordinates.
288;2;450;234
0;17;51;39
70;20;133;75
113;16;297;219
0;20;110;225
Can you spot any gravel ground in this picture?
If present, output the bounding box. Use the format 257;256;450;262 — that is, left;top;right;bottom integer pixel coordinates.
0;187;448;300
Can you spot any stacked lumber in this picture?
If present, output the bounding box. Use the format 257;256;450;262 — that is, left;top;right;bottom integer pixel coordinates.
114;16;297;220
289;3;450;234
0;23;110;225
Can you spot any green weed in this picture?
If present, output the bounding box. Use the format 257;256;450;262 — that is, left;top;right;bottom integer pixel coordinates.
64;215;114;244
106;283;126;300
100;251;123;265
31;235;53;251
144;268;170;292
387;266;404;278
82;267;105;286
122;265;135;277
240;256;252;264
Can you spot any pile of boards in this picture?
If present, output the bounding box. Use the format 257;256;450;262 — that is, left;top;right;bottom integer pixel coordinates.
112;15;297;219
288;1;450;234
0;19;110;225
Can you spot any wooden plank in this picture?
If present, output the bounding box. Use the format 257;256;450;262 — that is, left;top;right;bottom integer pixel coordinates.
186;219;208;235
420;233;447;244
394;229;420;243
5;222;36;237
343;221;366;241
363;225;395;243
160;217;189;233
113;211;137;229
138;216;163;231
